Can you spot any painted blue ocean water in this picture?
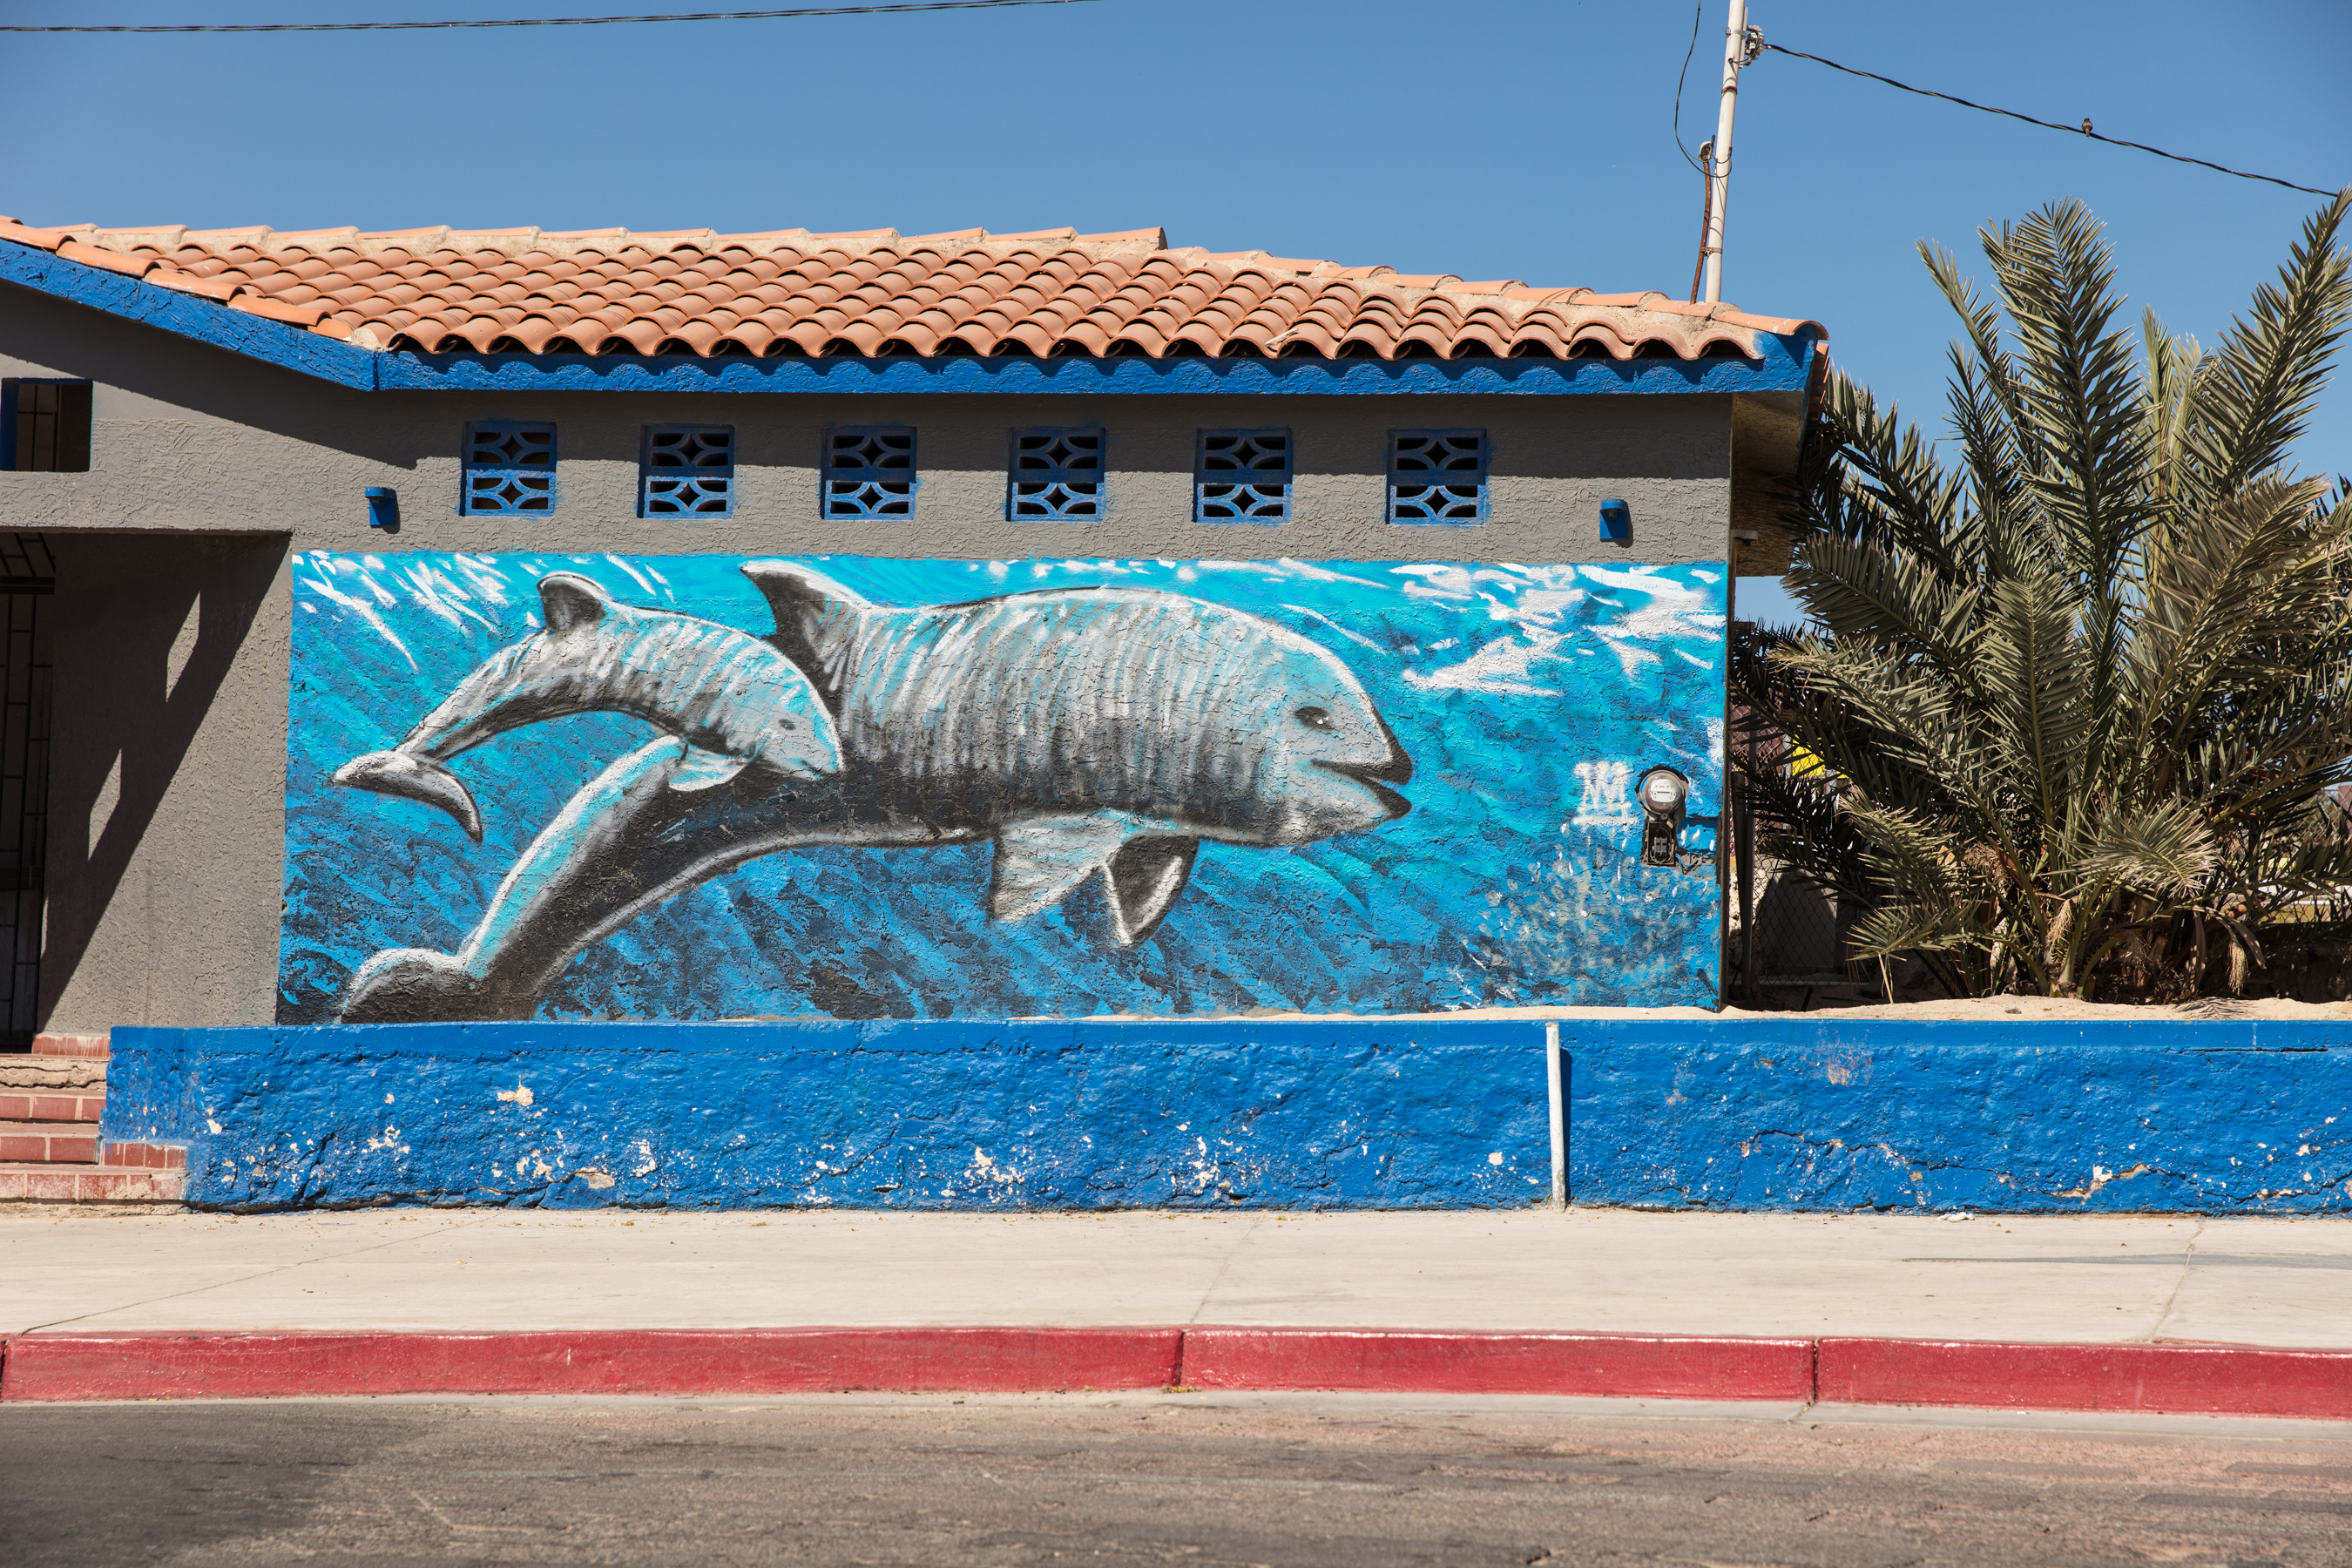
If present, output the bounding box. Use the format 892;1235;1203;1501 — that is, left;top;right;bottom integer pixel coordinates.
280;552;1725;1021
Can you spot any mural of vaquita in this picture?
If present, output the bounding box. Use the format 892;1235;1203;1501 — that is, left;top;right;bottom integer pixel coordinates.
280;552;1725;1022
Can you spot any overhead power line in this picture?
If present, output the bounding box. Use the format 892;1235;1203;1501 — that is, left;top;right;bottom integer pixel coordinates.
1668;2;1712;177
0;0;1099;33
1762;42;2340;199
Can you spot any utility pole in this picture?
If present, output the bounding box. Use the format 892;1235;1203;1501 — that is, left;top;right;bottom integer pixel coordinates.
1700;0;1761;305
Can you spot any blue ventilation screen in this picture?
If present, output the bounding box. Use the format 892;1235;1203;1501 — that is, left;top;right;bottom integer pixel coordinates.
1009;427;1105;521
823;427;918;519
461;421;557;515
1388;429;1488;524
1195;429;1292;524
641;425;735;517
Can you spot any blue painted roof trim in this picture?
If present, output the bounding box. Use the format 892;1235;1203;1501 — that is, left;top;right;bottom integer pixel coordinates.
377;334;1816;395
0;235;382;389
3;238;1819;396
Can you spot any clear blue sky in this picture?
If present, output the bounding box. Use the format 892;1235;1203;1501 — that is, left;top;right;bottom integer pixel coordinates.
3;0;2345;625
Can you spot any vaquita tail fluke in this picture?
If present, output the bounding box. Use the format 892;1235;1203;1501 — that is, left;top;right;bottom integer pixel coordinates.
334;749;485;842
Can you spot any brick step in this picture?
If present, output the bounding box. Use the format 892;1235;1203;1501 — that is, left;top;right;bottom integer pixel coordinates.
30;1032;109;1059
0;1089;103;1123
0;1120;99;1164
101;1141;186;1170
0;1129;179;1167
0;1162;182;1201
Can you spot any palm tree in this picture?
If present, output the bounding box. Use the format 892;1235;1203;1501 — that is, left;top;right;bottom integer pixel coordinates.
1738;192;2352;1001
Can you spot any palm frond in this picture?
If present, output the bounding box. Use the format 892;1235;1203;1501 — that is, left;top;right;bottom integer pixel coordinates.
2140;308;2203;510
1788;373;1966;565
1848;900;1990;960
2126;475;2350;781
2186;191;2352;502
1984;201;2154;606
2077;801;2219;900
1751;194;2352;1000
1784;533;1980;680
1978;573;2089;835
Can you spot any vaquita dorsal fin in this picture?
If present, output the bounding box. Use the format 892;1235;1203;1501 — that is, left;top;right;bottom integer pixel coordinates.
740;561;873;706
740;561;868;627
538;573;613;635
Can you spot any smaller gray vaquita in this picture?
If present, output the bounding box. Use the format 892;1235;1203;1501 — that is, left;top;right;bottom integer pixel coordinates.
332;572;839;841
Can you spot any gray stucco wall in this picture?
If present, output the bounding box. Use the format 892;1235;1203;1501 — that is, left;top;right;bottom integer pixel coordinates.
1;280;1737;1031
1;283;1732;562
41;532;288;1029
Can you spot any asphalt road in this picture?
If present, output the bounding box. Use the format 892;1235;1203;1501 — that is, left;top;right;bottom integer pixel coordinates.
4;1396;2350;1566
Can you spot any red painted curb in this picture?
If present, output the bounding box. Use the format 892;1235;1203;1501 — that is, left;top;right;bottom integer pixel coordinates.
7;1328;2350;1416
1181;1328;1817;1401
0;1328;1183;1403
1820;1337;2352;1420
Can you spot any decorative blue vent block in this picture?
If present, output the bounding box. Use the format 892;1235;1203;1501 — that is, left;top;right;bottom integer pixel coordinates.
1388;429;1488;524
1195;429;1292;524
1009;427;1105;521
461;421;557;515
640;425;735;517
822;426;918;519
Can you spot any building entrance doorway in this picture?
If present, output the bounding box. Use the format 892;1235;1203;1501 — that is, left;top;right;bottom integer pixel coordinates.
0;534;54;1049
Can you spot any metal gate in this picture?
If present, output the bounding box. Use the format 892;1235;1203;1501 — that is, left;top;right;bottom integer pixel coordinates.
0;535;53;1049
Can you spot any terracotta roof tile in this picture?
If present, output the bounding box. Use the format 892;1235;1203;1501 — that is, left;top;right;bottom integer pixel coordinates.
0;217;1822;362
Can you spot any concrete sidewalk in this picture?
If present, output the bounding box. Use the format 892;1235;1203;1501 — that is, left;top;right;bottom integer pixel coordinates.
5;1207;2351;1344
5;1207;2351;1414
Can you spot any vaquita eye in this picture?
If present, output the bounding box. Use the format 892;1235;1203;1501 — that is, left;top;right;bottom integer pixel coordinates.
1294;706;1336;732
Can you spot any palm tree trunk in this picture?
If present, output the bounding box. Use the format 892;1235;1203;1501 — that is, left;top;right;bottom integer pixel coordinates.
2044;897;2078;997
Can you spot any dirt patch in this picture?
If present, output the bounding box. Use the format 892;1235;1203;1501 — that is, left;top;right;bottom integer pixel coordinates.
1076;996;2352;1024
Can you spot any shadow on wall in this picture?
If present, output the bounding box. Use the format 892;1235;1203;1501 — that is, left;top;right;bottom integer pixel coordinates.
3;290;427;470
40;532;285;1024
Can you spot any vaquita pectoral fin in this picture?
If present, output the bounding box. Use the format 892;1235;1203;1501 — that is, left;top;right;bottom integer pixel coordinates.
666;745;749;794
1104;836;1200;946
332;750;485;843
988;813;1145;923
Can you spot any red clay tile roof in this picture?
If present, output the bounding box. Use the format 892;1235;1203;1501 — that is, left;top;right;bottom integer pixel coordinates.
0;220;1821;362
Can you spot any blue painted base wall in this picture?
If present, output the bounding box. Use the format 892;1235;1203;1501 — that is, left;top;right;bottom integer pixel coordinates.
1566;1020;2352;1213
101;1020;1552;1211
101;1018;2352;1213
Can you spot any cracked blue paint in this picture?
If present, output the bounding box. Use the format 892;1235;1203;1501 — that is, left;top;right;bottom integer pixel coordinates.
1567;1018;2352;1213
102;1019;1551;1211
100;1017;2352;1213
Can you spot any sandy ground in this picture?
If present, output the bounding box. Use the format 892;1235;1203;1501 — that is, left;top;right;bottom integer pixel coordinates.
1729;994;2352;1022
1085;996;2352;1024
